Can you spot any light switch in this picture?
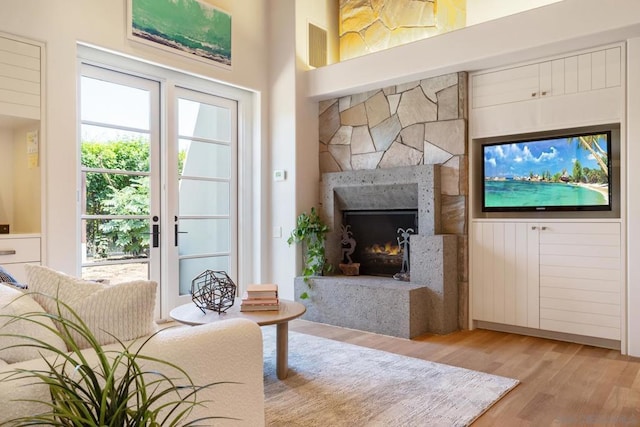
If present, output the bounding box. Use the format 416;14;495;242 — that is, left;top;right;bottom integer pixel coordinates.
273;170;286;181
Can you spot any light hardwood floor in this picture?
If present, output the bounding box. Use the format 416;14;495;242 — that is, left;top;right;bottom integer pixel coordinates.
289;319;640;426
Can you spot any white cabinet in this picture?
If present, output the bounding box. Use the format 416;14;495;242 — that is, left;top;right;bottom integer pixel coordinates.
471;221;622;341
470;45;623;138
471;222;539;328
0;234;40;283
0;34;41;121
472;62;540;109
472;47;621;109
538;222;621;340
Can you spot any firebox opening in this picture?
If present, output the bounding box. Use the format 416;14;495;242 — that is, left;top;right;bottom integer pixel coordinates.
342;209;418;277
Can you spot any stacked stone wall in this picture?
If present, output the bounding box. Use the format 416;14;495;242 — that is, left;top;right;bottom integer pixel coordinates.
318;71;469;328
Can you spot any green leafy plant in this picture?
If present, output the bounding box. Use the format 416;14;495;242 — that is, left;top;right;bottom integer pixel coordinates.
0;295;230;426
99;176;151;258
287;207;331;299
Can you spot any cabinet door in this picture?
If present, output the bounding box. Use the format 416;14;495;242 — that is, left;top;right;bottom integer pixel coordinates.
556;47;621;95
538;61;552;97
471;222;539;328
538;223;621;340
471;63;539;109
605;47;621;87
0;35;41;120
550;58;565;96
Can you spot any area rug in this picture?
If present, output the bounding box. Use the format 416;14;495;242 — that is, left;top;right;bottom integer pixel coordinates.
262;326;518;427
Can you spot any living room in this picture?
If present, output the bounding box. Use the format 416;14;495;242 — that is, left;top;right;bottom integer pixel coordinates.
0;0;639;424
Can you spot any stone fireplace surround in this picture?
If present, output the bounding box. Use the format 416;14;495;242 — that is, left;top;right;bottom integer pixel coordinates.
295;164;458;337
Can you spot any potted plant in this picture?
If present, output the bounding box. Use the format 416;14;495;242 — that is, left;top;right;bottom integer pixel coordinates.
1;296;222;426
287;207;331;299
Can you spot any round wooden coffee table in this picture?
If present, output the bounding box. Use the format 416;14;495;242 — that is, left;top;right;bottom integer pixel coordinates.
170;299;306;379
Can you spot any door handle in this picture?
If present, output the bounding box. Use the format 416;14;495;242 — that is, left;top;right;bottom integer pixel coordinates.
152;224;159;248
175;224;188;246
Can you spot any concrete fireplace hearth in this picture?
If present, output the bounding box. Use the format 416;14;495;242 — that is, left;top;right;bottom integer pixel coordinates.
294;164;458;338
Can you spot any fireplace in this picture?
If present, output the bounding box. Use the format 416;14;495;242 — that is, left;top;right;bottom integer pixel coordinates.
299;164;460;336
342;209;418;277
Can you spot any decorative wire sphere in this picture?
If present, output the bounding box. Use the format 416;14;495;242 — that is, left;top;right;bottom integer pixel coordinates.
191;270;237;314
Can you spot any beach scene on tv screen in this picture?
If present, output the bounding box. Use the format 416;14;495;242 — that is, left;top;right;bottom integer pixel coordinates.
483;133;609;208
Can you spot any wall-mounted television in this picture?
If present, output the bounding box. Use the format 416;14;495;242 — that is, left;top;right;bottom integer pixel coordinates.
482;131;612;212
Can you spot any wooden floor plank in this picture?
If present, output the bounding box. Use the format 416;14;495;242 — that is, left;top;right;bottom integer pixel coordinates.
289;320;640;425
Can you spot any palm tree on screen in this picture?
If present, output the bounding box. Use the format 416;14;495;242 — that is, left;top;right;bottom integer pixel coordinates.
568;134;608;176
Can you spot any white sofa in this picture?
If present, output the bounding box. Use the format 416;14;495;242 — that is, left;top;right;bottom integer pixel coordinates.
0;265;266;426
0;318;265;426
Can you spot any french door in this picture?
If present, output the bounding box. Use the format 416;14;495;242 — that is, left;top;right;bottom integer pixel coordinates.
79;64;237;318
165;87;238;312
79;64;162;302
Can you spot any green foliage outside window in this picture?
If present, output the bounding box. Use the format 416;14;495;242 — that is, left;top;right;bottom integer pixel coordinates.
98;177;150;258
81;139;186;259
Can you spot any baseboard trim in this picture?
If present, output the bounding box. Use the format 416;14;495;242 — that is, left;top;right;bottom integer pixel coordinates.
474;320;621;351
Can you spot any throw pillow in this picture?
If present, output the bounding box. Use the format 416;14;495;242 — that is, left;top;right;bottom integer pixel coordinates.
0;265;26;289
25;264;158;350
0;284;67;363
0;267;16;284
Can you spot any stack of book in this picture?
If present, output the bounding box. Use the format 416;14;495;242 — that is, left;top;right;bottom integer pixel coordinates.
240;283;280;312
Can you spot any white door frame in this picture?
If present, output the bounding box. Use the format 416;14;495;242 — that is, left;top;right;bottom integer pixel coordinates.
77;45;261;320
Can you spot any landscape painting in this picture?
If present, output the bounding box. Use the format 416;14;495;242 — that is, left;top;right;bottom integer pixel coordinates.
128;0;231;68
482;132;611;211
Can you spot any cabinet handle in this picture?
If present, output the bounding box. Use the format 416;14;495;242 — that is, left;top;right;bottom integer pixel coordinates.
531;92;537;97
531;226;537;230
541;226;548;231
541;91;547;96
0;250;16;256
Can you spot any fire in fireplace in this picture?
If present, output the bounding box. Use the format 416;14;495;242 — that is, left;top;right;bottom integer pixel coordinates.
342;210;418;277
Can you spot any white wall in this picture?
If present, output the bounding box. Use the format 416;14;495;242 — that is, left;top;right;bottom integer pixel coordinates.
265;0;336;300
0;0;269;275
268;0;298;299
295;0;326;256
627;37;640;356
466;0;563;26
297;0;339;67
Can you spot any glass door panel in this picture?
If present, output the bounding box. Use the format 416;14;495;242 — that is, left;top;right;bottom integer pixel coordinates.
178;180;230;215
79;65;161;308
178;256;231;295
80;76;151;129
167;88;237;309
178;139;230;178
178;98;231;141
